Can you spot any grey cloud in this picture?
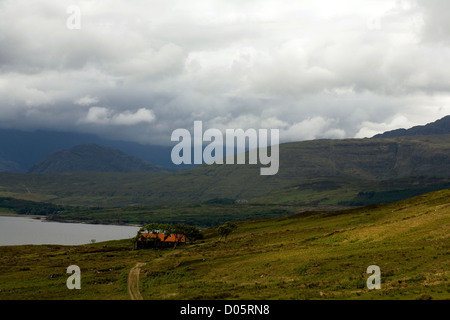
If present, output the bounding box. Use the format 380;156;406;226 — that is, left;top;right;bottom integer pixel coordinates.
0;0;449;146
417;0;450;44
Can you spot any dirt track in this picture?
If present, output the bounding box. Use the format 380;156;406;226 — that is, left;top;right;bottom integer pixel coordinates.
128;262;145;300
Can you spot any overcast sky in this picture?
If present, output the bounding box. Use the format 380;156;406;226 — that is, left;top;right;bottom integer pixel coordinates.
0;0;449;145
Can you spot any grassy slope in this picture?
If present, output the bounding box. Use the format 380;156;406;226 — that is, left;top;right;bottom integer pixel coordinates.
252;176;450;206
1;189;448;300
138;189;450;300
0;241;158;300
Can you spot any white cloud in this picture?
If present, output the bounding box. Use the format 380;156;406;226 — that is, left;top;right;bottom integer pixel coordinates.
355;114;416;138
83;107;155;126
84;107;110;125
282;117;334;142
74;95;99;106
112;108;156;125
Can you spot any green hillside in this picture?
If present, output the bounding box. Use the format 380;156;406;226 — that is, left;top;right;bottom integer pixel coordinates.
0;135;449;207
252;176;450;206
137;189;450;300
0;189;448;300
2;175;449;228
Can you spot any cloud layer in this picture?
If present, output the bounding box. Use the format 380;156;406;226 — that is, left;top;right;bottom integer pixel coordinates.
1;0;449;145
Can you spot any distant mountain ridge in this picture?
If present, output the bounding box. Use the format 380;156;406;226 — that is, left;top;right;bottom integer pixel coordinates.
27;143;172;174
0;115;448;175
0;129;182;173
374;115;450;138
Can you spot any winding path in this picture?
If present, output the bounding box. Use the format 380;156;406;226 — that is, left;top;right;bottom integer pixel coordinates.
128;262;145;300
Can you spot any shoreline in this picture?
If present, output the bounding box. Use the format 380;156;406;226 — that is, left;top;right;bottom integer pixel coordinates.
0;212;47;220
0;213;141;227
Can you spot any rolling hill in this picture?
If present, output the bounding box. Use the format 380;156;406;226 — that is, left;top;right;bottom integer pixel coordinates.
0;134;449;207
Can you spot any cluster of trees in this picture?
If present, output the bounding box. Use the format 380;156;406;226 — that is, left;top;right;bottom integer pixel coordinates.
136;222;203;248
135;221;239;249
0;197;65;215
217;222;237;240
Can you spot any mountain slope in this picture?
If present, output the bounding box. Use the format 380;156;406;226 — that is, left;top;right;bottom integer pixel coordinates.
374;115;450;138
0;134;448;206
27;143;169;174
277;134;450;180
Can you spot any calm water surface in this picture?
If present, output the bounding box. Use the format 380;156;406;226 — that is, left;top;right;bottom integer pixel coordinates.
0;215;140;246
